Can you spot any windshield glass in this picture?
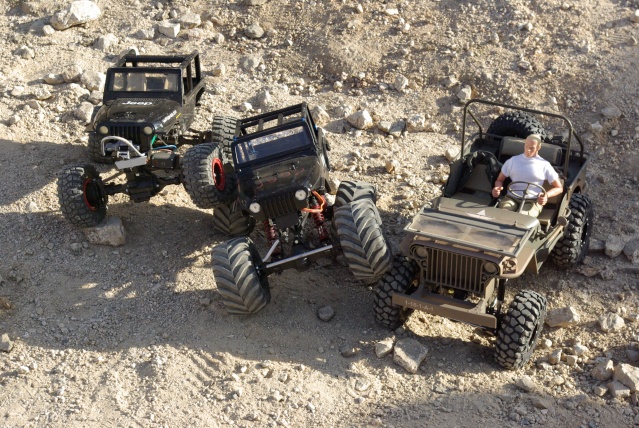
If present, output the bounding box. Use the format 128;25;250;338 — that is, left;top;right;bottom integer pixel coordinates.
110;71;179;92
234;126;312;165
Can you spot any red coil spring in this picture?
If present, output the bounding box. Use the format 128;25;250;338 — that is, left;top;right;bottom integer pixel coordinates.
309;197;329;242
264;220;280;254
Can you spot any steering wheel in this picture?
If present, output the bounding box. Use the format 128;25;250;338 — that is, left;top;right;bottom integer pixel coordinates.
507;181;547;213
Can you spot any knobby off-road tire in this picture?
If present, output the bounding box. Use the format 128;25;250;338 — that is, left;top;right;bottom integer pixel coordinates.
334;199;392;284
373;257;418;330
182;142;238;209
212;203;255;237
88;133;115;164
57;164;107;227
487;111;548;142
335;180;377;208
495;290;547;370
212;238;270;315
211;116;239;160
550;193;593;268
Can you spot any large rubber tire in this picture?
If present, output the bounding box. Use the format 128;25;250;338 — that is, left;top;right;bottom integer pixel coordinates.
211;116;239;160
212;203;255;237
88;133;115;164
373;257;418;330
182;142;238;209
494;290;547;370
212;237;270;315
57;164;108;227
550;193;593;268
335;181;377;208
487;112;548;142
334;199;392;284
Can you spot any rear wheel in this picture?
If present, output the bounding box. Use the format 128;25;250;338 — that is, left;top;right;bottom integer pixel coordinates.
182;142;237;208
373;257;418;330
88;133;115;164
212;238;270;315
487;112;548;141
550;193;593;268
494;290;547;370
57;164;107;227
212;203;255;237
334;199;392;283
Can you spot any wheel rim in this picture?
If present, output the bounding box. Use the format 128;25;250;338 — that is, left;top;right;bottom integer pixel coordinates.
82;178;100;211
212;158;225;191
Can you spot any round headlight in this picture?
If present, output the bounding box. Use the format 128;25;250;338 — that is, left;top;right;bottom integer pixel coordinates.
249;202;261;214
483;262;498;274
143;126;154;135
98;126;109;135
294;189;308;201
413;246;428;258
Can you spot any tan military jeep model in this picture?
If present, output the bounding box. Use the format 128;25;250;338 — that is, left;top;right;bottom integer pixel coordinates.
373;99;593;369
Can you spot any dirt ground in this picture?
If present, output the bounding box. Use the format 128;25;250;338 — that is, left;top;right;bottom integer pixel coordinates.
1;0;639;427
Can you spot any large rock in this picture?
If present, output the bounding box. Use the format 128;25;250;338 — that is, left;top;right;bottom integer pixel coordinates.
74;102;94;124
605;235;625;258
545;306;580;328
310;105;330;126
80;70;105;92
375;338;394;358
95;33;118;51
83;217;126;246
608;380;631;399
613;363;639;391
158;21;180;38
51;1;102;31
393;338;428;373
0;333;12;353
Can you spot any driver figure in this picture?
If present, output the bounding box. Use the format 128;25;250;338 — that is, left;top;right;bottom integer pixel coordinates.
491;134;563;217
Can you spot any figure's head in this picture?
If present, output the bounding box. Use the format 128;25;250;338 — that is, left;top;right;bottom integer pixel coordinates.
524;134;542;158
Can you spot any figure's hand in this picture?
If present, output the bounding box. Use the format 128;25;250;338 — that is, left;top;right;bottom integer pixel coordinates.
492;186;502;198
537;193;548;205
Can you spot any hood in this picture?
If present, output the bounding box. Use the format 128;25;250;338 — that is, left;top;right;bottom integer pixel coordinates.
403;197;539;257
93;98;180;131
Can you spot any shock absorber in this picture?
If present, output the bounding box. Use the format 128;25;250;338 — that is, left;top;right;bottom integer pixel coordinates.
307;194;329;242
264;219;281;255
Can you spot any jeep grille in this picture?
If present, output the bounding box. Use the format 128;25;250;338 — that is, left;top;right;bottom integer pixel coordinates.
413;246;494;294
261;193;298;218
110;125;142;144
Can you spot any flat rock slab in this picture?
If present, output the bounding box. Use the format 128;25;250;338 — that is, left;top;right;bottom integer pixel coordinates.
393;338;428;373
83;217;126;246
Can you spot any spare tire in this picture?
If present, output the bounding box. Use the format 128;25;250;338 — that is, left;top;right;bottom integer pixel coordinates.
487;112;548;142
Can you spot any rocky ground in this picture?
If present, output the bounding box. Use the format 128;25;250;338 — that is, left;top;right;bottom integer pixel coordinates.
1;0;639;427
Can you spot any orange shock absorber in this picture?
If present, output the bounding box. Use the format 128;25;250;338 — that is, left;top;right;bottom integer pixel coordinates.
305;192;329;242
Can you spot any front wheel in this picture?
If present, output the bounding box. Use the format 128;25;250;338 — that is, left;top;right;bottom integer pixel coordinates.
88;133;115;164
550;193;593;268
212;203;255;237
212;238;270;314
334;180;377;208
373;257;418;330
57;164;108;227
334;199;392;283
182;142;238;209
494;290;547;370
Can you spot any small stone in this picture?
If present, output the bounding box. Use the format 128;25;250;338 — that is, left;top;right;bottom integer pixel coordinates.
346;110;373;130
605;235;625;258
0;333;13;352
456;85;472;102
14;45;35;59
626;349;639;362
589;121;603;133
548;349;562;365
239;102;252;113
530;396;553;410
385;160;399;174
393;338;428;374
74;102;94;124
608;380;631;399
95;33;118;52
632;10;639;24
375;337;394;358
158;21;180;38
623;239;639;264
393;74;409;92
51;1;102;31
540;339;553;350
340;344;359;358
81;70;106;92
572;344;589;356
310;105;330;126
593;385;607;397
613;363;639;391
565;355;578;366
405;114;426;132
62;64;83;83
239;55;262;71
317;306;334;322
199;297;211;306
545;306;580;328
599;313;625;333
83;217;126;246
256;90;272;108
515;376;537;392
601;105;622;119
445;146;460;162
17;366;30;375
591;359;614;381
245;23;264;39
179;12;201;29
44;73;64;85
42;25;55;36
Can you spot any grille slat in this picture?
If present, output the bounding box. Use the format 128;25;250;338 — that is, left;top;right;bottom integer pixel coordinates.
110;125;142;144
425;247;485;294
